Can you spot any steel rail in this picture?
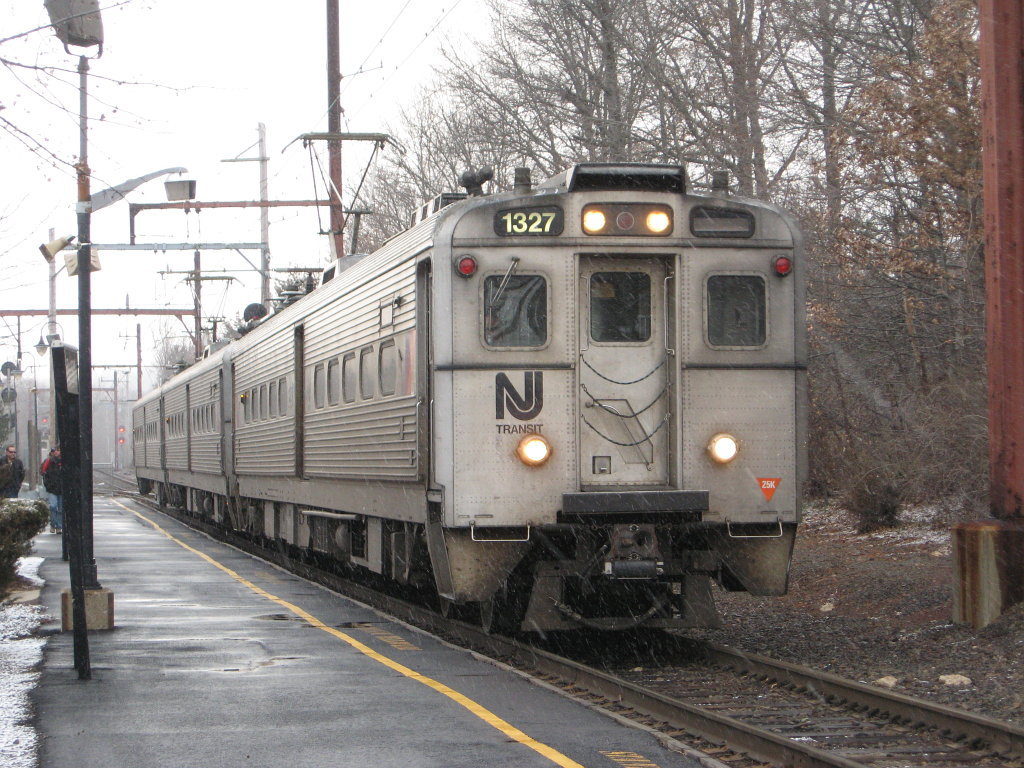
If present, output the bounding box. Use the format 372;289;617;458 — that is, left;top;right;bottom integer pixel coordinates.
693;640;1024;758
97;480;1023;768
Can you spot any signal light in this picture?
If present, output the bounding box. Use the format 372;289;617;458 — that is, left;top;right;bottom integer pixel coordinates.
118;438;126;445
615;211;635;230
118;425;126;433
773;255;793;276
456;255;478;277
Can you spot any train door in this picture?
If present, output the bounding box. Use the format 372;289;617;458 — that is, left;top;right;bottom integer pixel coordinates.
578;256;672;487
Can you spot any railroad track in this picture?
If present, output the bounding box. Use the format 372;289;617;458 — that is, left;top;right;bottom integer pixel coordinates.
96;474;1024;768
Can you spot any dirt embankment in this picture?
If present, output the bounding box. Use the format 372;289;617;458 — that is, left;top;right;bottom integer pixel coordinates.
689;504;1024;724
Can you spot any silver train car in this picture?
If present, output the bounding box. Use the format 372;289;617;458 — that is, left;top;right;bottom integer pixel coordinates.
133;163;806;632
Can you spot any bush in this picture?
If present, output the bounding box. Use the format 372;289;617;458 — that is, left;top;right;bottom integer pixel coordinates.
0;499;49;594
844;470;902;533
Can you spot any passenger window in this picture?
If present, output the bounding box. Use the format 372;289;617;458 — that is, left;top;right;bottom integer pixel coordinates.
590;272;651;342
379;340;397;397
483;274;547;347
327;358;340;405
259;385;268;420
269;381;278;418
313;363;326;409
342;353;357;403
707;275;766;347
360;347;375;400
278;377;287;415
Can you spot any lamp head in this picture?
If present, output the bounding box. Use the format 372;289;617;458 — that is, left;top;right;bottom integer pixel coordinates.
39;235;75;262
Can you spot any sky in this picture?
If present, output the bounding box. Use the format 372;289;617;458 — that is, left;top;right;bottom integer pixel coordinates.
1;0;484;396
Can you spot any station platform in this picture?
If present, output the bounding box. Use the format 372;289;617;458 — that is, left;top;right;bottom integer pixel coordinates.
32;497;707;768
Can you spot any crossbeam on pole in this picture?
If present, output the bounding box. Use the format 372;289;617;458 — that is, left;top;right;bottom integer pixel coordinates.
0;308;196;317
66;243;264;251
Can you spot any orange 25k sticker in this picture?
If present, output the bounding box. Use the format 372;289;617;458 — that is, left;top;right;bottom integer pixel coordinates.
758;478;781;502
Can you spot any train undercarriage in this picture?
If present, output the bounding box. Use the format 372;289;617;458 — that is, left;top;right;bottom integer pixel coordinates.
142;478;796;634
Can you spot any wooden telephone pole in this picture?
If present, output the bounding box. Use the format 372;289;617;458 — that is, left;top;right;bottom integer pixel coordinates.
327;0;345;261
953;0;1024;628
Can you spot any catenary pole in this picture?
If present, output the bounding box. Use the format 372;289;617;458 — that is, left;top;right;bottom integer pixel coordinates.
193;250;203;358
327;0;345;260
258;124;271;307
137;323;143;399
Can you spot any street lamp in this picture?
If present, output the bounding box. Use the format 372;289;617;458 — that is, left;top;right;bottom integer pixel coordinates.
44;0;105;681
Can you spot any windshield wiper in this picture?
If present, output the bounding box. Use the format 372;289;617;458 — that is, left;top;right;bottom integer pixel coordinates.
490;256;521;304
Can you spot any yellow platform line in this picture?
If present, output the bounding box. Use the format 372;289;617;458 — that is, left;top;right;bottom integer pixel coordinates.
114;501;587;768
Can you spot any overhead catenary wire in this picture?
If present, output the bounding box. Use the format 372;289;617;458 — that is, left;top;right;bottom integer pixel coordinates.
338;0;418;101
347;0;468;121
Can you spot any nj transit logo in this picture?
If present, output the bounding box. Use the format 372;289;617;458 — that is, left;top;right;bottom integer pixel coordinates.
495;371;543;420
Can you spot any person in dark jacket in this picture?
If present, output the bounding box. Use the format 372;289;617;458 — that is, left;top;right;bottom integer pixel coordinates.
1;444;25;499
41;446;63;533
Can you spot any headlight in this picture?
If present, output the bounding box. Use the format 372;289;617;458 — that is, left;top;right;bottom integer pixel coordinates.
582;209;607;234
707;433;738;464
646;210;671;233
516;434;552;466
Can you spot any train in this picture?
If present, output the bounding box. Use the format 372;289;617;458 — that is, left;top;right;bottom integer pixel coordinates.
132;162;806;633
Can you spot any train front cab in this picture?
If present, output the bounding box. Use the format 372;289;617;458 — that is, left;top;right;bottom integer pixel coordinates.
434;164;805;632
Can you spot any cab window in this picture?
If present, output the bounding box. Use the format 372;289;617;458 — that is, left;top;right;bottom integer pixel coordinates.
590;272;651;342
483;274;547;347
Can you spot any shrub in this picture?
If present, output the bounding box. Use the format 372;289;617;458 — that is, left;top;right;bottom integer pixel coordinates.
0;499;49;594
844;470;902;533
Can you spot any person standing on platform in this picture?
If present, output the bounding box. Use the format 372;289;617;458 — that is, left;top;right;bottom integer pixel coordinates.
41;447;63;533
1;444;25;499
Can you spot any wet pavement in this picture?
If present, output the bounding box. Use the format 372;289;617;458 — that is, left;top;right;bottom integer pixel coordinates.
32;497;705;768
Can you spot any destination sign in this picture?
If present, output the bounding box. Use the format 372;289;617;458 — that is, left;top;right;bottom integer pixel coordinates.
494;206;564;237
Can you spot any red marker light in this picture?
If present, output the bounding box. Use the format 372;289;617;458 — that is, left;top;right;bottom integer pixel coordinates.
615;211;636;231
773;255;793;276
456;255;478;277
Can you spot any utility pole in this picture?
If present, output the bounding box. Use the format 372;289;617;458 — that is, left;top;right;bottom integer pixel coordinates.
953;0;1024;628
220;125;272;308
193;250;202;359
157;264;234;358
112;371;118;471
327;0;345;260
259;124;270;307
136;323;143;399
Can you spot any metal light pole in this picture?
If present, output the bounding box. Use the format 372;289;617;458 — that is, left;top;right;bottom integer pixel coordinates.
44;0;113;678
75;52;99;590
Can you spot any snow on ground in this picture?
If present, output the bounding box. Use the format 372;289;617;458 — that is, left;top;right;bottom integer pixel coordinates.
801;501;953;552
0;557;46;768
